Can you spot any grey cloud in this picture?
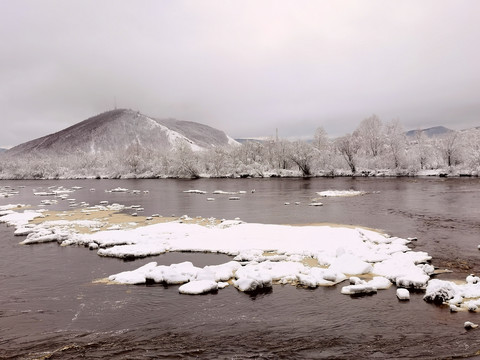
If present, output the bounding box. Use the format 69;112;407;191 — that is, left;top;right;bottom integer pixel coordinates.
1;0;479;147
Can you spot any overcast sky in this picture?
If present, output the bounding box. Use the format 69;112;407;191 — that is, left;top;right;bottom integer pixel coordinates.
1;0;479;148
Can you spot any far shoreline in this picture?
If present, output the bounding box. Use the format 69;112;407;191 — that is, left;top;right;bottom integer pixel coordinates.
0;169;479;181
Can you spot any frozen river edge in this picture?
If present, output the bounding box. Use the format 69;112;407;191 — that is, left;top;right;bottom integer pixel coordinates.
1;202;480;312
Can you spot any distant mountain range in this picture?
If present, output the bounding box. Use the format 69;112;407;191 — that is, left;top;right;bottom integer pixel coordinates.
405;126;453;138
6;109;238;157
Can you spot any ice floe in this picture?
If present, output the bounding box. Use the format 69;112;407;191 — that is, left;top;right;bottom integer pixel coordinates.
464;321;478;330
396;288;410;300
4;201;478;310
183;190;207;194
316;190;367;197
106;187;128;193
179;280;218;295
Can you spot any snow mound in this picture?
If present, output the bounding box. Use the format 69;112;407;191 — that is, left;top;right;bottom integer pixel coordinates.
424;279;457;304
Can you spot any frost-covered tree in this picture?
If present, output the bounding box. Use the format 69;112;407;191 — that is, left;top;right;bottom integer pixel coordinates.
336;133;361;173
412;130;431;170
313;127;329;151
205;146;231;177
312;126;334;171
273;139;291;170
170;140;200;178
384;119;406;169
463;129;480;170
287;140;315;176
124;140;147;175
356;115;383;157
439;132;460;167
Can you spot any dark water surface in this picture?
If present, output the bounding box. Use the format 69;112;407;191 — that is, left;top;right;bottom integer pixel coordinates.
1;177;480;359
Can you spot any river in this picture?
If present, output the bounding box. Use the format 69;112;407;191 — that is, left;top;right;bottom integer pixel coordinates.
1;177;480;359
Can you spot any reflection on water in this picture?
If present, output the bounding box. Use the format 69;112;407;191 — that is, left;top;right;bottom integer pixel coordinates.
1;177;480;359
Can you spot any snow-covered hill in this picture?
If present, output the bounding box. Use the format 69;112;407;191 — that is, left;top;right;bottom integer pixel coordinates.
6;109;238;156
405;126;453;138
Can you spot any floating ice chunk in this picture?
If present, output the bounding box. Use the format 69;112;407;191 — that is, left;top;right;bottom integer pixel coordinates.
396;273;430;289
450;304;459;312
341;284;377;295
19;228;67;245
109;187;128;192
0;210;45;228
464;321;478;330
34;192;56;196
183;190;206;194
424;279;458;304
108;262;157;284
316;190;366;197
14;226;35;236
466;274;480;284
233;278;262;292
465;300;480;312
396;288;410;300
229;197;240;201
0;204;25;211
207;198;215;201
179;280;218;295
308;202;323;206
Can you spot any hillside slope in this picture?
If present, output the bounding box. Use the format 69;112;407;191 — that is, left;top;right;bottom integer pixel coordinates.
6;109;238;156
